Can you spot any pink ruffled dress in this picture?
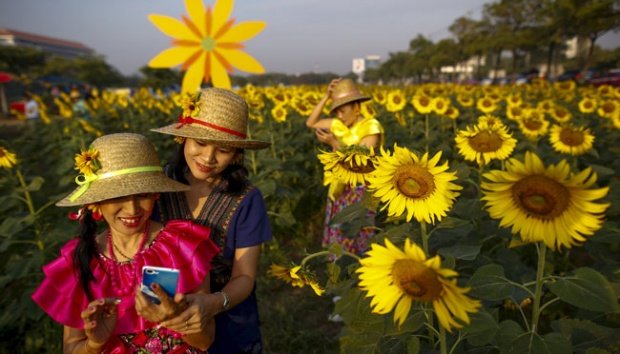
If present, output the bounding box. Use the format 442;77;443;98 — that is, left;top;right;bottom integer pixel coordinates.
32;220;219;354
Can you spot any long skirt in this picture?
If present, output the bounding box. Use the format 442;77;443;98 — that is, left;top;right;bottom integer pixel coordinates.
322;184;376;255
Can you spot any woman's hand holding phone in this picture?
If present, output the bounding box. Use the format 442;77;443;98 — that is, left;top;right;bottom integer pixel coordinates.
135;266;187;324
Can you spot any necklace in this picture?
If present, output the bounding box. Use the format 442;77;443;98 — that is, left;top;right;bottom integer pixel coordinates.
108;222;150;262
106;221;150;296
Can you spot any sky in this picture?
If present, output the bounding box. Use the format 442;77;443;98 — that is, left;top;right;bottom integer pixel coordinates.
1;0;619;76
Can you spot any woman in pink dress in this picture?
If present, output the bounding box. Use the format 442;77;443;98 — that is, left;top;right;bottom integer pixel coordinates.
32;133;219;353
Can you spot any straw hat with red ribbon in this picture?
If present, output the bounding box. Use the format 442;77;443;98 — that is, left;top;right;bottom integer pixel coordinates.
152;88;270;150
329;78;371;114
57;133;189;207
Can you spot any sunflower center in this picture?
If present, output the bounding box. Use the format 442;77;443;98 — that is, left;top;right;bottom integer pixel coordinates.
340;160;375;174
202;36;216;51
394;166;435;199
512;174;570;219
601;102;615;114
523;118;542;130
0;150;6;158
559;128;584;146
391;259;443;301
468;130;503;153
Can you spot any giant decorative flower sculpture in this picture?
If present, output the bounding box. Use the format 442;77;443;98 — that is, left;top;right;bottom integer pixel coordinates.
148;0;266;92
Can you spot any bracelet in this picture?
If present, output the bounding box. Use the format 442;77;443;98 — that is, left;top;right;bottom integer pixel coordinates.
214;291;230;312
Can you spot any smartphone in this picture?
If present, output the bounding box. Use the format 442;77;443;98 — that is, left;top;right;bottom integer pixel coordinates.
141;266;179;304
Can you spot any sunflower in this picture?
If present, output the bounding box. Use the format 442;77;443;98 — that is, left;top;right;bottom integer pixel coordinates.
549;124;595;156
178;91;201;117
477;114;505;128
360;101;377;120
373;90;388;106
367;145;461;224
148;0;266;91
74;147;100;176
0;146;17;169
549;105;572;123
385;90;407;112
506;105;524;121
290;97;313;116
578;96;597;114
444;106;460;120
518;109;549;139
270;104;288;123
357;238;480;330
481;151;610;250
317;146;376;187
456;94;474;108
455;120;517;166
431;96;451;116
476;96;498;114
268;264;325;296
536;99;555;113
505;93;523;107
412;94;433;114
597;99;619;120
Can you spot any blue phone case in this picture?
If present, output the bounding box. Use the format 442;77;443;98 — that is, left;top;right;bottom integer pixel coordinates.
141;266;179;304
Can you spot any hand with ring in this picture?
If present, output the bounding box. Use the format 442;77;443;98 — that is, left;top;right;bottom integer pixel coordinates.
135;283;188;325
159;292;220;334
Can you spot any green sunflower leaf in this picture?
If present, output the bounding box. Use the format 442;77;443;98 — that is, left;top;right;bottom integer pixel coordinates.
468;264;523;301
506;331;572;354
462;310;500;346
546;267;619;313
494;320;524;352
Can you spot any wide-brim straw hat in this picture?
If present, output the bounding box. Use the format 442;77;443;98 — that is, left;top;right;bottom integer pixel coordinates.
329;78;371;113
57;133;189;207
152;88;270;150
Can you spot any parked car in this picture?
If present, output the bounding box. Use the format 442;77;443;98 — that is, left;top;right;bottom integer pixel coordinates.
557;69;595;82
587;69;620;87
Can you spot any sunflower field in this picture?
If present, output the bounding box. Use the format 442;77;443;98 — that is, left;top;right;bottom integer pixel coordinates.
0;80;619;353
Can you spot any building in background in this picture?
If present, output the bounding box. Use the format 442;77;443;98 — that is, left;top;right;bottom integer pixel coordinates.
0;27;94;59
352;55;381;81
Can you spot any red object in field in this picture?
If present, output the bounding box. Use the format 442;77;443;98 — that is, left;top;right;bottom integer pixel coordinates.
588;69;620;87
10;101;25;113
0;71;12;84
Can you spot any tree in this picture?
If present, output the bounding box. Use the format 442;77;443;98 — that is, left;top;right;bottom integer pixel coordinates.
0;46;46;77
138;66;182;90
570;0;620;73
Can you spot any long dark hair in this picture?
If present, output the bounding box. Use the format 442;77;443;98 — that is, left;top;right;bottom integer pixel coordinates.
167;141;249;195
72;211;99;300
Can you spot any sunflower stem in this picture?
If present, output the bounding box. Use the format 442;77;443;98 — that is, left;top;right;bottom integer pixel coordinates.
246;123;258;175
452;118;458;136
15;169;36;217
531;242;547;333
15;169;43;250
439;324;448;354
420;220;436;345
421;221;429;255
425;114;430;152
300;250;359;267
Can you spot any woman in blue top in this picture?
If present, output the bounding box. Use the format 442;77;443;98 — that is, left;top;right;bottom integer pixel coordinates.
152;88;272;354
